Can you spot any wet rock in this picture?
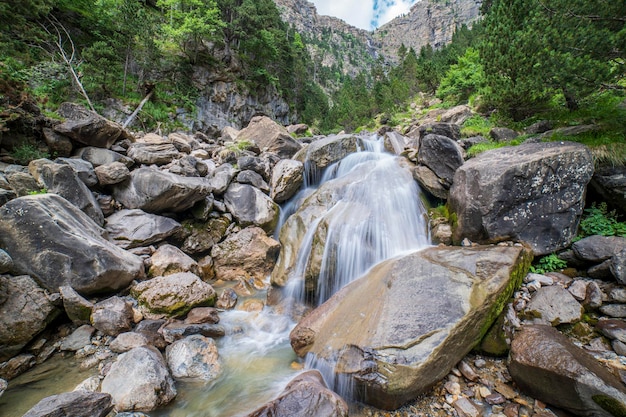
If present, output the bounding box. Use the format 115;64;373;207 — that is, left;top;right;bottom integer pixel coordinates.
22;390;113;417
112;167;212;213
383;131;408;155
572;236;626;263
110;332;149;353
413;165;449;199
74;146;134;167
211;227;280;282
127;142;179;166
290;245;531;409
55;157;97;187
101;346;176;412
523;286;583;326
148;244;200;277
29;159;104;225
449;142;594;256
59;325;95;351
0;353;36;379
236;116;302;158
132;272;216;317
159;321;226;343
166;335;221;381
509;324;626;417
246;370;348;417
270;159;304;203
0;275;59;361
184;307;220;325
223;183;279;233
0;194;144;294
293;134;360;172
91;297;134;336
94;161;130;186
216;288;238;310
418;134;464;187
105;210;181;250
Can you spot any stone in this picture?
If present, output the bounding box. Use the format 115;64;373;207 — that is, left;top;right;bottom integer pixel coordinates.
413;164;449;199
211;227;280;282
105;209;181;249
383;131;408;155
184;307;220;325
181;217;230;255
246;370;348;417
236;116;302;158
589;260;613;279
0;194;144;294
289;245;531;409
0;275;59;361
568;280;588;301
101;346;176;412
597;319;626;343
449;142;594;256
148;244;200;277
207;163;236;194
453;397;481;417
0;377;7;397
270;159;304;203
132;272;216;317
417;134;464;187
59;325;96;351
5;171;40;196
286;123;309;135
524;273;554;286
440;105;474;125
216;288;238;310
169;132;193;153
59;286;93;324
237;157;271;182
166;335;221;380
22;391;113;417
509;324;626;417
110;332;149;353
0;189;17;206
523;286;583;326
94;161;130;185
127;142;180;166
42;127;73;158
224;183;279;233
237;170;269;193
112;167;212;213
0;249;13;274
29;159;104;225
611;249;626;284
166;155;203;177
134;320;167;350
489;127;519;142
54;157;98;187
0;353;36;379
572;236;626;263
74;146;134;167
590;166;626;213
600;304;626;318
159;321;226;343
418;123;461;141
293;134;360;172
54;102;132;149
584;280;603;310
91;297;134;336
458;135;489;150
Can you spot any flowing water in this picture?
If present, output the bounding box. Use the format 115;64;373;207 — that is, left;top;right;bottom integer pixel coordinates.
4;135;430;416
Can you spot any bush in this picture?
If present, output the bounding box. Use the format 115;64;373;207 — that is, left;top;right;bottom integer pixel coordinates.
530;253;567;274
11;143;49;165
460;115;492;137
578;202;626;239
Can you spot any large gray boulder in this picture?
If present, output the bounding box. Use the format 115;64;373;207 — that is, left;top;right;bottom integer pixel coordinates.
74;146;134;168
112;167;212;213
449;142;594;256
0;194;144;294
91;296;134;336
417;122;461;141
211;226;280;281
54;103;132;149
22;391;113;417
105;209;181;249
509;324;626;417
290;245;532;409
165;334;221;381
127;142;180;166
293;134;360;173
236;116;302;158
101;346;176;412
417;134;464;187
270;159;304;203
247;370;348;417
572;236;626;263
590;166;626;213
224;183;279;233
0;275;60;361
148;244;200;277
29;159;104;226
55;157;97;187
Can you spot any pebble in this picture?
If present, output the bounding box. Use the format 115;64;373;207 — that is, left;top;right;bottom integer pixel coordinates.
458;360;479;381
610;287;626;303
478;386;492;398
524;273;553;286
444;381;461;395
474;358;486;368
494;381;517;400
453;397;481;417
568;280;588;300
486;393;506;405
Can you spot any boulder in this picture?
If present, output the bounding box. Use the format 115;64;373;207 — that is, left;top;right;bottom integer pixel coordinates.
383;131;408;155
247;370;348;417
168;132;193;153
523;286;583;326
159;321;225;343
237;170;269;192
458;135;488;150
94;161;130;185
0;194;144;294
148;244;200;277
509;324;626;417
0;275;60;361
54;103;132;149
132;272;216;317
110;332;150;353
293;134;360;172
74;146;134;167
180;217;230;255
0;249;13;274
59;324;96;351
449;142;594;256
237;156;272;182
0;353;35;379
91;296;134;336
5;171;42;196
236;116;302;158
412;165;449;199
290;245;531;409
184;307;220;325
611;249;626;284
42;127;73;158
211;227;280;281
22;391;113;417
55;157;97;187
101;346;176;412
224;183;279;233
270;159;304;203
418;134;464;187
105;209;181;249
127;142;180;166
590;166;626;213
440;105;473;125
572;236;626;263
60;286;93;324
286;123;309;135
418;123;461;141
112;167;212;213
207;163;236;194
165;334;221;381
489;127;519;142
29;159;104;225
166;155;203;177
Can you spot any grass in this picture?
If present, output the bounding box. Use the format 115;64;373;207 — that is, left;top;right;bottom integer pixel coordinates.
11;143;50;165
461;115;493;137
466;138;525;158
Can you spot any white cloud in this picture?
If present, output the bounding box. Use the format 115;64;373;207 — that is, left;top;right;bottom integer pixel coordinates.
376;1;413;26
309;0;375;30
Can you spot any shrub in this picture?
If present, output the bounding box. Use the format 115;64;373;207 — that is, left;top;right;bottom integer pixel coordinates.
578;202;626;239
530;253;567;274
11;143;49;165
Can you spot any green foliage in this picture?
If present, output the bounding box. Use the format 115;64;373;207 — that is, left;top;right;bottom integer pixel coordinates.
27;188;48;195
578;202;626;239
461;115;492;137
530;253;567;274
11;143;50;165
436;48;485;105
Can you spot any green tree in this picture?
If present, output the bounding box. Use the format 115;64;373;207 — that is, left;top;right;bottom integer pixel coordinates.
437;47;485;104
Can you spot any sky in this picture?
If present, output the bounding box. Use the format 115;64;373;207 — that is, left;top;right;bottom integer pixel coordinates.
309;0;419;30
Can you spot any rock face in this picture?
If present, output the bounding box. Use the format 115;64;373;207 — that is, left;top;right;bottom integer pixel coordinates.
0;275;60;361
270;159;304;203
509;325;626;417
247;370;349;417
224;183;279;233
449;142;594;256
165;335;221;381
590;166;626;213
101;346;176;412
293;134;360;172
105;209;181;249
22;391;113;417
0;194;144;294
417;134;464;187
235;116;301;158
290;245;531;409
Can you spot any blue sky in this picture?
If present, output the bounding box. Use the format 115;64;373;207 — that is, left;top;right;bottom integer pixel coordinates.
309;0;418;30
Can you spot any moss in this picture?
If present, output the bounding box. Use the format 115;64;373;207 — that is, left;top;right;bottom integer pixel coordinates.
478;312;509;356
593;395;626;417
